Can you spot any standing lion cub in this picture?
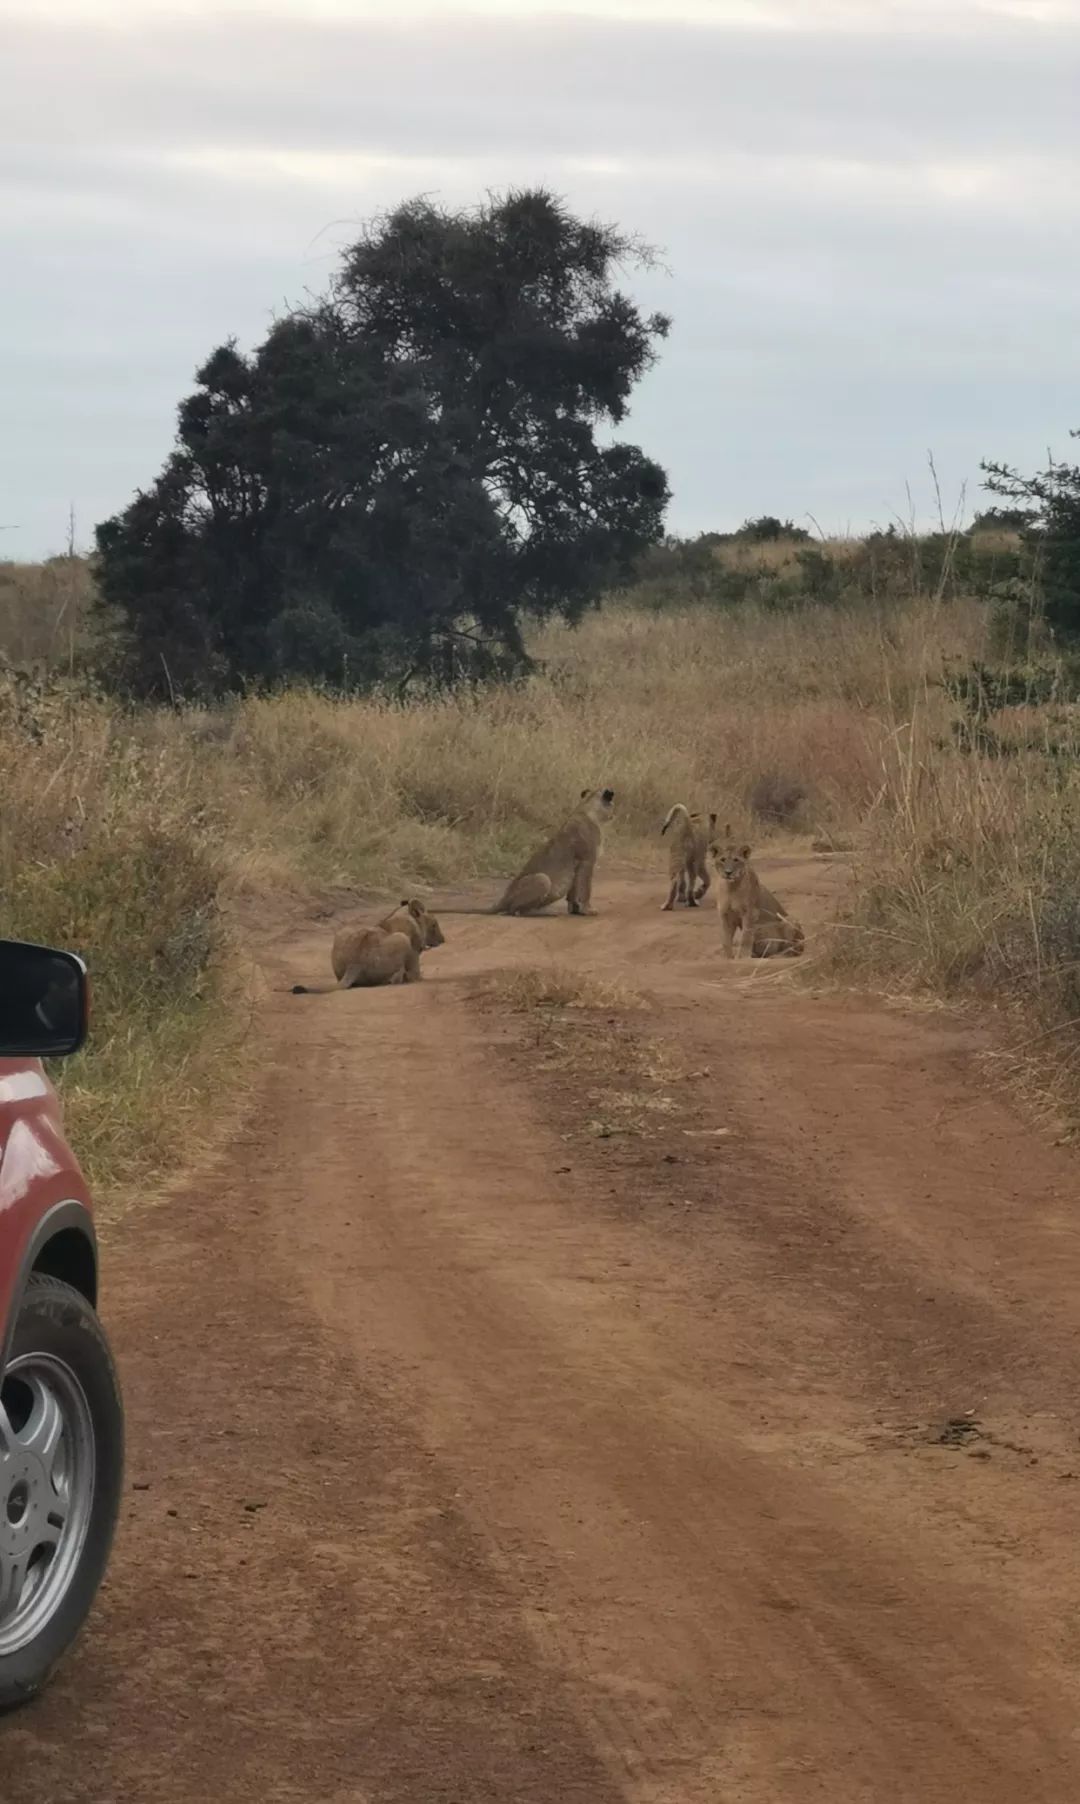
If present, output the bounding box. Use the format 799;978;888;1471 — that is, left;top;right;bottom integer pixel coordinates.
711;831;804;959
660;804;716;910
495;787;615;916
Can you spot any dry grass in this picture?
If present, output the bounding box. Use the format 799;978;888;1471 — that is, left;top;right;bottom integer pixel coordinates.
480;984;687;1141
475;963;666;1139
477;966;647;1013
0;557;97;669
825;725;1080;1012
814;659;1080;1126
0;675;250;1200
713;535;863;577
557;1022;687;1140
122;595;983;902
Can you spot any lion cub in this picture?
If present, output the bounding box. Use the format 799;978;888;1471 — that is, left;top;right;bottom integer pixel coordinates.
495;788;615;916
292;898;445;992
660;804;716;910
378;899;446;957
329;926;417;989
711;832;804;960
331;898;445;986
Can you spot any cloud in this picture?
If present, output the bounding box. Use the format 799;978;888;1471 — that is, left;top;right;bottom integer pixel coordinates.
9;0;1076;24
2;5;1079;554
7;11;1079;165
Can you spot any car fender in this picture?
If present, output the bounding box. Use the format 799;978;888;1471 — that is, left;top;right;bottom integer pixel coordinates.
0;1199;98;1381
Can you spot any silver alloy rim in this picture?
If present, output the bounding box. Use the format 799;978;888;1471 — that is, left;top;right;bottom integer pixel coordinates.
0;1353;96;1656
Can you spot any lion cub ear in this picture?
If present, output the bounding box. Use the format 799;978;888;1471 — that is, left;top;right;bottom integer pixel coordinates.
740;844;752;860
581;787;592;799
407;898;424;918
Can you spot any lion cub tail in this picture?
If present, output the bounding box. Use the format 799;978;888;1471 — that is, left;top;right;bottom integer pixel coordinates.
661;804;690;836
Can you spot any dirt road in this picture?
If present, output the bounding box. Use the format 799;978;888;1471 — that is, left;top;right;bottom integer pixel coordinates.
8;850;1080;1801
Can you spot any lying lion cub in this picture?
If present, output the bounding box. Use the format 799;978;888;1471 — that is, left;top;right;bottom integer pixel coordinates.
292;898;445;993
711;832;804;960
377;899;446;958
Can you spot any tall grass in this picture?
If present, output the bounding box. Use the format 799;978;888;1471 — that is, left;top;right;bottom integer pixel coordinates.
0;676;237;1198
182;593;979;897
0;556;96;670
826;691;1080;1048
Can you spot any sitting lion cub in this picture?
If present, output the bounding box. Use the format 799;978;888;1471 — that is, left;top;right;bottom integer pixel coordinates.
711;831;804;960
495;787;615;916
292;898;445;993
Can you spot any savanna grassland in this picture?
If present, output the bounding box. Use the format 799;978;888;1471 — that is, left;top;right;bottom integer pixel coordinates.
4;523;1080;1200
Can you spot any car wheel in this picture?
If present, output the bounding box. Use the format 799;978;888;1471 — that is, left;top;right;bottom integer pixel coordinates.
0;1274;123;1709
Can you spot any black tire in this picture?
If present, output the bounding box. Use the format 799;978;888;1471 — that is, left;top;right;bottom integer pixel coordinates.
0;1275;124;1710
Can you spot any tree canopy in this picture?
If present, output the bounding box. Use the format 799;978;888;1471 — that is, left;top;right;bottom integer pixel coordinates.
95;190;670;697
982;436;1080;642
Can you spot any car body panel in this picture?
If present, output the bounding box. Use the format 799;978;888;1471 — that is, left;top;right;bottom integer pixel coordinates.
0;1056;96;1378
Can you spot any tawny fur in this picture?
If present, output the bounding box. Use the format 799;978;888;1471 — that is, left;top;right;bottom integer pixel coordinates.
660;804;716;910
710;829;805;960
378;899;446;955
495;788;615;916
291;899;446;993
324;926;418;989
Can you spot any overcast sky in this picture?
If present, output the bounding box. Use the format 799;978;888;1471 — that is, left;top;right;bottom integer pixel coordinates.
3;0;1079;557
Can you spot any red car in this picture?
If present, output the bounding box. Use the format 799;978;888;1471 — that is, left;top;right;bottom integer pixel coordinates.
0;938;123;1708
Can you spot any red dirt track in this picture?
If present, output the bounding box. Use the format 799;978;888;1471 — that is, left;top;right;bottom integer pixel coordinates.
7;851;1080;1801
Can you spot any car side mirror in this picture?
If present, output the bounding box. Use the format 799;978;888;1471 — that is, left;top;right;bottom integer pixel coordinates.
0;940;88;1058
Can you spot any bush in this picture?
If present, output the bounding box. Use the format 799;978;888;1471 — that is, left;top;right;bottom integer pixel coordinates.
621;523;1029;619
747;771;810;826
735;516;811;543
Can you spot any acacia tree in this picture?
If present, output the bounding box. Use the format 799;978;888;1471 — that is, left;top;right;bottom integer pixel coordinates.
95;190;670;697
982;435;1080;642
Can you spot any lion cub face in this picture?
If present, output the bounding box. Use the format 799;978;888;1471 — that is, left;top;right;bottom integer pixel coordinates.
579;786;616;824
712;836;752;885
403;898;445;948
